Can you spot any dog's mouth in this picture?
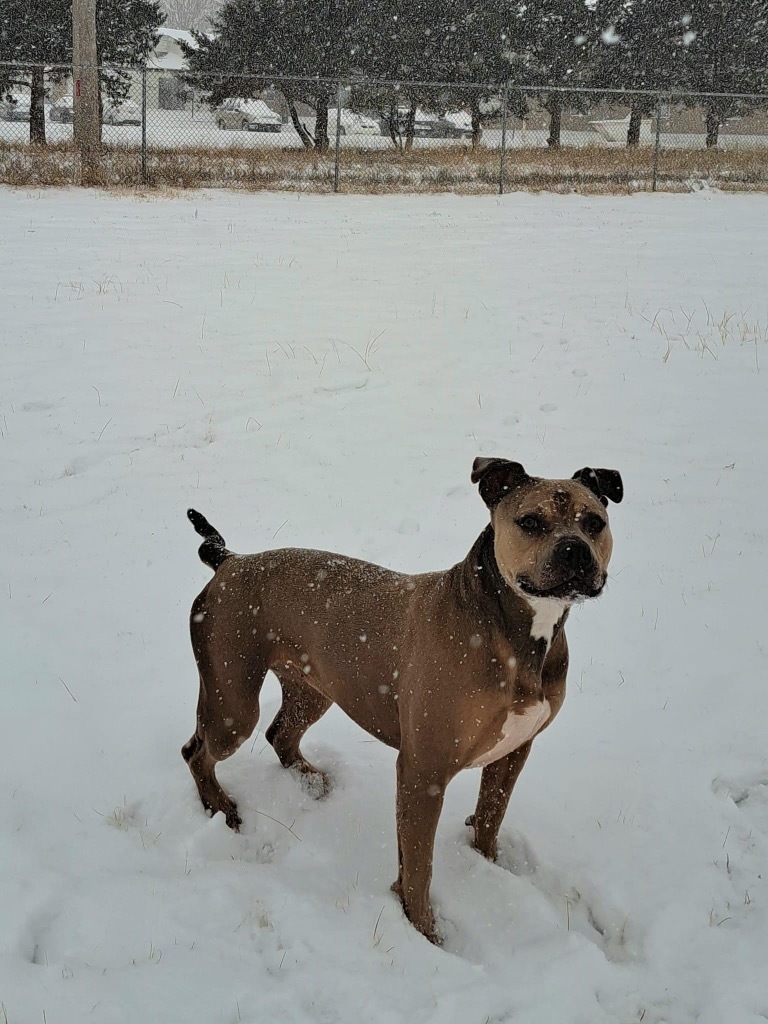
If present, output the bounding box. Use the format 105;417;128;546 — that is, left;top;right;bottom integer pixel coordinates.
517;574;605;601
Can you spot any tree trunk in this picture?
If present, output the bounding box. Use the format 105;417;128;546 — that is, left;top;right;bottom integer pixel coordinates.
29;67;46;146
705;107;720;148
470;95;482;149
404;97;417;152
547;93;561;149
626;100;643;148
385;101;400;150
314;90;330;152
284;90;313;150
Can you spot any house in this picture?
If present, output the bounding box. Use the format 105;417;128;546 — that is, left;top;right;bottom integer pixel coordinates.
146;28;199;109
49;27;202;111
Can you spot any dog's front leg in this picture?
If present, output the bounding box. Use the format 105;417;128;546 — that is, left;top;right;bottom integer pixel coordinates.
392;750;451;943
466;741;533;862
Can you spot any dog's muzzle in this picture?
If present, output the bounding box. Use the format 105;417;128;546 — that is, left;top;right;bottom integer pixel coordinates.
518;537;605;600
552;538;593;573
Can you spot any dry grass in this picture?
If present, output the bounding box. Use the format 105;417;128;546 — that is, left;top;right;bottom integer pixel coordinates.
1;139;766;194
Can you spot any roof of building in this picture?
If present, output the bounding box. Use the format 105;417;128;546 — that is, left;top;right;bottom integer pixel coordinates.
157;27;199;48
149;27;207;70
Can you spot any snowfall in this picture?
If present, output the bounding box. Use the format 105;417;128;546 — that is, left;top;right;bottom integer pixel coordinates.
1;185;767;1024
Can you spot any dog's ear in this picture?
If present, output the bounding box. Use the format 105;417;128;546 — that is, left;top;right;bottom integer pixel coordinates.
472;457;532;509
572;467;624;506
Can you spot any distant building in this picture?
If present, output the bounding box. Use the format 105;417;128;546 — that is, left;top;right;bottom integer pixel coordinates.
146;28;199;109
50;28;203;111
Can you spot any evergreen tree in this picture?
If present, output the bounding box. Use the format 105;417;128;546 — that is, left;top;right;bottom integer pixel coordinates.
0;0;70;144
185;0;360;151
596;0;690;146
351;0;460;149
0;0;163;145
683;0;768;146
515;0;620;148
98;0;165;134
350;0;518;149
416;0;522;148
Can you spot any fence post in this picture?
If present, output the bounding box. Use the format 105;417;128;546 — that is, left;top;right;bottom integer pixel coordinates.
141;65;148;186
499;81;509;196
652;91;663;192
333;81;343;193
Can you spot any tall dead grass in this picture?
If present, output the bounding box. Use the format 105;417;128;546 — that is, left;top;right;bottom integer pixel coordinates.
0;140;766;194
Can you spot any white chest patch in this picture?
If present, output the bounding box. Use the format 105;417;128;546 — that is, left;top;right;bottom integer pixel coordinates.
525;596;569;648
469;700;551;768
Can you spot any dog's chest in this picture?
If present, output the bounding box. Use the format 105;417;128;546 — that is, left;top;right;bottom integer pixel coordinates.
468;700;551;768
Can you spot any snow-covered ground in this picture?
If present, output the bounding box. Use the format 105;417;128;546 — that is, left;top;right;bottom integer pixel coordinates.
2;187;767;1024
3;108;766;150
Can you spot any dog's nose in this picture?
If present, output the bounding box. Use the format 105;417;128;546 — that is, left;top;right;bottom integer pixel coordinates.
553;538;593;573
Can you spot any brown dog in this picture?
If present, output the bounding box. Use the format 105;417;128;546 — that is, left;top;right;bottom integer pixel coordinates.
182;458;623;942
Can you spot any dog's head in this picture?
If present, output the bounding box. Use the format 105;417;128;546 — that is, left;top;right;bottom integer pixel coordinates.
472;457;623;603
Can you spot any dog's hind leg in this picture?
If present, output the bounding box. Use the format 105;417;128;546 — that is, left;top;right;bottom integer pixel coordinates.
182;662;265;831
265;673;333;796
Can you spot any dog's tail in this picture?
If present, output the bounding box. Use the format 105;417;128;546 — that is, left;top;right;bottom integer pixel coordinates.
187;509;232;571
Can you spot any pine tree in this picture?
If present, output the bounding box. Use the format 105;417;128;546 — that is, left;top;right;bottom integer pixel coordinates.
97;0;164;131
0;0;70;145
515;0;621;148
0;0;163;145
683;0;768;146
185;0;360;151
596;0;690;146
351;0;459;149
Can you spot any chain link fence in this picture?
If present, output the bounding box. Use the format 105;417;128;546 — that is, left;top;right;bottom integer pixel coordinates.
1;63;767;193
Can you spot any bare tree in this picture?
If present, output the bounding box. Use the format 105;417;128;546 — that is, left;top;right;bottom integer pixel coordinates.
160;0;221;30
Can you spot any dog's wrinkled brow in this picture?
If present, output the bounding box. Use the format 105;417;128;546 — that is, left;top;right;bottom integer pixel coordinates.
552;491;571;513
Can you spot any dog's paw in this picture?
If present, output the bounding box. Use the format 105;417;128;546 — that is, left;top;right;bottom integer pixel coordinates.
288;760;332;799
300;769;333;800
465;824;498;863
225;806;243;831
390;882;444;946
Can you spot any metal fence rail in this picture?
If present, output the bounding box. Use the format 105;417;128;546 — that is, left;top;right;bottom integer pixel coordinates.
1;62;767;193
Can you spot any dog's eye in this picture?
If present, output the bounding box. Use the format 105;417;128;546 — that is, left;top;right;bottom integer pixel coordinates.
583;514;606;536
517;514;546;534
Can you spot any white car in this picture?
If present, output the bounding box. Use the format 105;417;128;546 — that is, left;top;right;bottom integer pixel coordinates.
215;98;282;132
104;100;142;126
439;110;473;138
50;95;75;123
393;107;441;138
327;109;381;136
0;94;31;121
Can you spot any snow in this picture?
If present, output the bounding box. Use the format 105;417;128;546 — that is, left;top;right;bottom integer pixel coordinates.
156;27;200;47
4;108;767;152
1;187;767;1024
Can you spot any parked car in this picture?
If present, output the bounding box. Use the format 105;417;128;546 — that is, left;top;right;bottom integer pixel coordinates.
393;107;442;138
103;100;142;126
437;110;473;139
0;94;31;121
49;96;75;123
327;109;381;136
215;98;282;132
394;109;474;139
